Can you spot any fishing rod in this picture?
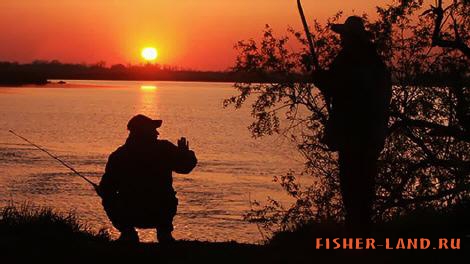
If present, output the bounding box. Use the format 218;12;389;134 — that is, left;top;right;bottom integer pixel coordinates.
297;0;320;71
296;0;331;113
8;130;99;189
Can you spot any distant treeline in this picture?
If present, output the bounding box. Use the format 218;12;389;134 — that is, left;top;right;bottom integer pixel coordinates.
0;60;467;86
0;60;290;85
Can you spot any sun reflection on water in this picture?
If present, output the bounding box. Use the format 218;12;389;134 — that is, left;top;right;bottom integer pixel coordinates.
140;85;157;91
139;84;159;116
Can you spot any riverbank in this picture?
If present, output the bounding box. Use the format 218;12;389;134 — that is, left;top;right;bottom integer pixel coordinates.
1;204;467;263
4;61;468;86
0;73;48;86
0;61;294;84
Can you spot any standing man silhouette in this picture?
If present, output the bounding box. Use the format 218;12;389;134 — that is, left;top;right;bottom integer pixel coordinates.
313;16;391;235
98;114;197;243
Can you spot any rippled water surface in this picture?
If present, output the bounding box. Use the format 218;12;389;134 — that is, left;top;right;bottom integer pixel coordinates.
0;80;303;243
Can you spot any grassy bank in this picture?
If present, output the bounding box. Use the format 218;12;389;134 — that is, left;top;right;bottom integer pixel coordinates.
268;201;470;263
0;204;468;263
0;204;265;263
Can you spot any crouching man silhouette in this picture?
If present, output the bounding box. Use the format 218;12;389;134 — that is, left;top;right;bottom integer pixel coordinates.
98;114;197;243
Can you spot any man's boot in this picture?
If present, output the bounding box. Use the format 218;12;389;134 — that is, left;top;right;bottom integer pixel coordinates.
117;227;139;243
157;229;175;244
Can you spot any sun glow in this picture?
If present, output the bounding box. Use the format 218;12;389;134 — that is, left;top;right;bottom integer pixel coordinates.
141;47;158;61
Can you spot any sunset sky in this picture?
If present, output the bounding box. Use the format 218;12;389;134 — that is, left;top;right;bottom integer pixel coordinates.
0;0;386;70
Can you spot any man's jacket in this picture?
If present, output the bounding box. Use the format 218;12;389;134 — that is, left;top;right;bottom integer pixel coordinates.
99;137;197;227
315;41;391;151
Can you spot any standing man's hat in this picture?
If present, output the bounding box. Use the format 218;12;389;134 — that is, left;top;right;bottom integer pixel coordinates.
127;114;162;132
331;16;367;36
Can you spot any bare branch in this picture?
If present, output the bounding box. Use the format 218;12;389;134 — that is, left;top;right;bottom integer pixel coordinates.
391;113;470;142
380;184;470;209
431;0;470;58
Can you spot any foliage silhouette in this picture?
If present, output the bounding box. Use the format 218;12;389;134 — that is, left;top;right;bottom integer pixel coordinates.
225;0;470;235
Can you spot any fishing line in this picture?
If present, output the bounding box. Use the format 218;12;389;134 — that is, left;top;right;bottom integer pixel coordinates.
8;130;98;189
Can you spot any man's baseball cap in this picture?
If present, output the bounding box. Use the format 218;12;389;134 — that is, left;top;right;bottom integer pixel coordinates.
127;114;162;132
331;16;367;36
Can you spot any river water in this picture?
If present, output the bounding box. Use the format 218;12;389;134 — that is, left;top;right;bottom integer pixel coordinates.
0;80;303;243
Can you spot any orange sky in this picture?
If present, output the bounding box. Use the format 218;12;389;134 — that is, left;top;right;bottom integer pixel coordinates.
0;0;386;70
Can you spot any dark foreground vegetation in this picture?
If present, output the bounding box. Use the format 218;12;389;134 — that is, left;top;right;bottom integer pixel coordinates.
0;204;467;263
227;1;470;255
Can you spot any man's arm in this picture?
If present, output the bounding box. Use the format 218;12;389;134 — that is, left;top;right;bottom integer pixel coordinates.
165;138;198;174
311;52;348;99
312;69;336;98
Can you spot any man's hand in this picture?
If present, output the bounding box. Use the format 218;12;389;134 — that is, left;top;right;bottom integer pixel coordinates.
311;69;326;86
177;137;189;151
94;185;104;198
311;69;331;96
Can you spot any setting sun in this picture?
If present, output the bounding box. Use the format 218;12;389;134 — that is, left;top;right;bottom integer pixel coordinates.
141;47;158;61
